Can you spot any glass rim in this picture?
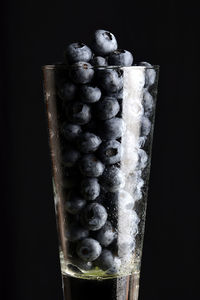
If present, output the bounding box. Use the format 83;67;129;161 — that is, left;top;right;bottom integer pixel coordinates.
42;63;160;71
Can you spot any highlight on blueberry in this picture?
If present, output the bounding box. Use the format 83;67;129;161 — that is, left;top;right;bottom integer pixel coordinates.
81;178;100;201
79;154;105;177
79;85;101;103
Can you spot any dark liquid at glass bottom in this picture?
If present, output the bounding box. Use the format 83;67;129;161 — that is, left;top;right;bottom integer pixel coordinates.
62;273;139;300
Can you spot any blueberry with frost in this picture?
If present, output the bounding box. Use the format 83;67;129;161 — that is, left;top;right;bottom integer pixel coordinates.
108;49;133;66
58;81;77;101
96;249;121;274
100;166;125;192
80;85;101;103
95;97;120;120
95;221;116;247
139;61;156;87
90;56;108;66
77;132;102;153
70;62;94;84
141;116;151;136
65;42;92;63
100;117;125;140
92;29;118;56
98;140;121;165
65;192;86;215
81;203;107;231
62;146;80;167
143;90;154;117
97;69;123;93
66;101;91;125
62;123;82;141
81;178;100;201
79;154;105;177
76;238;102;261
66;223;89;242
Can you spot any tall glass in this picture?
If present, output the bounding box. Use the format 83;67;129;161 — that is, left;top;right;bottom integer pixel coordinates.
42;64;159;300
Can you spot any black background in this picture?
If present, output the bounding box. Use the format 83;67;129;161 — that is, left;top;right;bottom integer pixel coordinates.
1;1;200;300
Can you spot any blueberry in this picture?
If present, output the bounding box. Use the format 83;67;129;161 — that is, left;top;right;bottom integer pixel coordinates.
139;61;156;87
62;146;80;167
95;221;116;247
81;203;107;231
80;85;101;103
77;132;102;153
66;102;91;125
66;223;89;242
95;97;120;120
141;116;151;136
143;90;154;117
96;249;121;274
100;166;125;192
65;192;86;214
81;178;100;201
108;49;133;66
100;117;125;140
106;89;123;101
76;238;102;261
62;123;82;141
98;140;121;165
58;81;77;101
79;154;105;177
90;56;108;66
65;42;92;63
92;30;118;56
97;69;123;93
70;62;94;84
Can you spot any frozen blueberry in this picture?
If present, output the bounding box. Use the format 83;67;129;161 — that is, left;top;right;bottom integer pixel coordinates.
65;192;86;215
95;221;117;247
70;62;94;84
97;69;123;93
81;178;100;201
79;154;105;177
58;81;77;101
66;102;91;125
139;62;156;87
62;146;80;167
96;249;121;274
108;49;133;66
95;97;120;120
80;85;101;103
98;140;121;165
143;90;154;117
76;238;102;261
66;223;89;242
100;166;125;192
141;116;151;136
100;117;125;140
65;42;92;63
62;123;82;141
77;132;102;153
92;30;118;56
90;56;108;66
81;203;108;231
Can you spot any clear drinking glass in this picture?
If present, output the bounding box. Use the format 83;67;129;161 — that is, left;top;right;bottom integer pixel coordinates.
42;64;159;300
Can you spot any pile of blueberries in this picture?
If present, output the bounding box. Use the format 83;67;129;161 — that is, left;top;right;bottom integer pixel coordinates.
55;30;154;275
